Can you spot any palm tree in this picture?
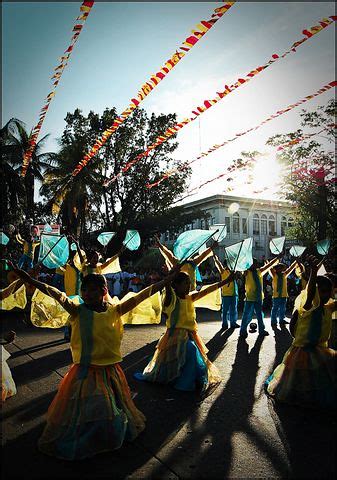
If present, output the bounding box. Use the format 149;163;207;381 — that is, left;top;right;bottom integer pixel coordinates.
1;119;26;224
3;119;55;221
40;139;104;236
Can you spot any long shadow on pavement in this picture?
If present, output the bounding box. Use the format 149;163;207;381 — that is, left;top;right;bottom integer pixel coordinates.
148;335;290;479
268;399;336;478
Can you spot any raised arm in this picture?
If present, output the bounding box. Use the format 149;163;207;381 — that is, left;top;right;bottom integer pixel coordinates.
285;260;297;277
11;265;77;315
190;272;234;303
0;279;24;301
15;233;24;245
213;253;224;274
192;244;215;267
303;256;320;311
155;236;177;268
260;256;279;275
118;270;178;316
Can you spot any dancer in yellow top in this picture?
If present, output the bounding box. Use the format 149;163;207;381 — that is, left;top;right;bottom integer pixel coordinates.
213;253;239;329
266;256;337;409
16;231;40;270
270;260;297;327
156;235;216;291
240;256;279;338
12;264;178;460
135;270;234;393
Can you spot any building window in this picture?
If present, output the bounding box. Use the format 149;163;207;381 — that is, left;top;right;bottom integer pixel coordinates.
269;215;276;236
225;216;230;234
233;213;240;234
288;217;294;229
281;216;287;235
211;217;215;226
191;221;195;230
253;214;260;235
200;219;204;229
261;214;268;235
164;231;169;242
242;218;248;234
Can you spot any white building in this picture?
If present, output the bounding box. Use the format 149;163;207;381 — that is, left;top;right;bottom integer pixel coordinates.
161;194;296;260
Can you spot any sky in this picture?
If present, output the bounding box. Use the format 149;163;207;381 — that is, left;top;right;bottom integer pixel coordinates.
2;2;335;203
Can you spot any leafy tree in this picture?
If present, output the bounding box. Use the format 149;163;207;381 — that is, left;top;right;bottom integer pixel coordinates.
267;99;336;244
42;108;191;238
2;119;55;222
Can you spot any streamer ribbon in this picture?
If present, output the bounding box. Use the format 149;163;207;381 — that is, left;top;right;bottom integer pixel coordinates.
148;79;336;193
72;1;236;177
136;16;336;189
21;1;94;176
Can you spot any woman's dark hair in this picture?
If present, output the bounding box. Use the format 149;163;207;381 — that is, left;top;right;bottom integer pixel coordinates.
81;274;107;290
172;271;190;288
316;275;333;291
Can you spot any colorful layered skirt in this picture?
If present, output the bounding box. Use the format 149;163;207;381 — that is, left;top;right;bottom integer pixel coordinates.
265;345;337;409
38;363;145;460
136;328;221;392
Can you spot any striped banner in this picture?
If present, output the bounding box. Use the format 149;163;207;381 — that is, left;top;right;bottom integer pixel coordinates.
71;1;236;176
21;1;95;176
104;15;335;187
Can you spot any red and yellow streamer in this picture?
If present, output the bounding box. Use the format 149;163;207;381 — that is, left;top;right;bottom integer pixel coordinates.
170;80;337;201
21;1;94;177
103;15;335;187
147;80;336;188
72;1;236;177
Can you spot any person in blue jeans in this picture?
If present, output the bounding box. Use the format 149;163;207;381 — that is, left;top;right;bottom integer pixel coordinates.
213;254;239;329
240;257;279;339
270;261;297;326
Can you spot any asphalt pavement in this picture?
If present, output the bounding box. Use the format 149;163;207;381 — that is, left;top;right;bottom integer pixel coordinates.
1;309;336;479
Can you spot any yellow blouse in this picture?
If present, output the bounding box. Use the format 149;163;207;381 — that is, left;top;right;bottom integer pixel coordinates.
245;269;264;302
221;268;236;296
271;272;288;298
163;288;197;332
46;287;123;365
293;287;336;347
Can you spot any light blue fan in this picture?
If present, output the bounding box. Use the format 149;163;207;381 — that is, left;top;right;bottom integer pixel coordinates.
269;236;285;255
316;239;330;256
97;232;116;246
43;223;53;233
289;245;306;257
225;238;253;272
173;229;215;262
38;234;69;269
210;224;227;242
123;230;141;251
0;232;9;246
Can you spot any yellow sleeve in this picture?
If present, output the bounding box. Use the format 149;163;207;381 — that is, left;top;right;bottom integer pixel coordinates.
16;233;24;245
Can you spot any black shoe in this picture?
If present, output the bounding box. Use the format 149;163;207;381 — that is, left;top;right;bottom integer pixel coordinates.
280;320;289;325
231;323;240;328
239;332;248;339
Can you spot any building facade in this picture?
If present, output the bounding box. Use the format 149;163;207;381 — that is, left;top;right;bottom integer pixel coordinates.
161;194;296;261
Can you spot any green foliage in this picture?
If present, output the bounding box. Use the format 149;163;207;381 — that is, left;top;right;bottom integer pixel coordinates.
41;107;190;236
267;98;336;245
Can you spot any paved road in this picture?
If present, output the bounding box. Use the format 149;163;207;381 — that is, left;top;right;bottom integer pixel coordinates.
1;309;336;479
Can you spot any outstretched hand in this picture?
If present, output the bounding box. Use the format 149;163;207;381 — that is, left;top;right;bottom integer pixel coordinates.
8;262;32;282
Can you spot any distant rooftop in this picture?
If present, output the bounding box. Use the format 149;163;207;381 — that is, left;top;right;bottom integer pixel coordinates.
181;194;291;209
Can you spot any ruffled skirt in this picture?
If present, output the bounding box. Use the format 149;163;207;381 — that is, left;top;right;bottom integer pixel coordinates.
137;328;221;392
38;363;145;460
266;345;337;409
